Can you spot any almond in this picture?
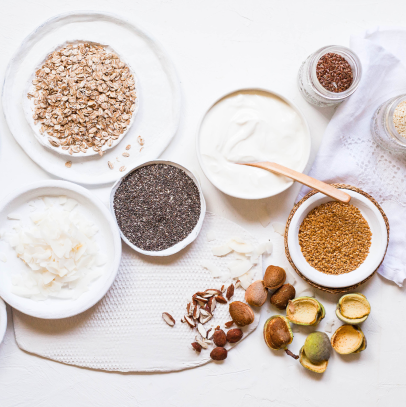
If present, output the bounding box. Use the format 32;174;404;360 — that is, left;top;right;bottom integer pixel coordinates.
213;329;227;347
185;315;196;328
226;284;234;301
215;295;227;304
208;297;217;313
225;320;234;328
263;266;286;290
191;342;202;353
210;347;228;361
229;301;255;326
270;284;296;310
235;279;241;289
162;312;175;327
245;280;267;307
226;328;243;343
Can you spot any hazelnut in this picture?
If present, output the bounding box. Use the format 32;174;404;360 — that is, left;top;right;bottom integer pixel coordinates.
245;280;268;307
229;301;255;326
263;265;286;290
213;329;227;347
210;347;228;361
227;328;243;343
270;284;296;310
191;342;202;353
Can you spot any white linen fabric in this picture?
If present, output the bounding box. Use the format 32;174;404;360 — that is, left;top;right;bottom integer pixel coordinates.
298;27;406;286
12;213;265;372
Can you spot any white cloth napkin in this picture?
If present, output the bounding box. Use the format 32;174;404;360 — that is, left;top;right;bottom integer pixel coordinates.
298;27;406;286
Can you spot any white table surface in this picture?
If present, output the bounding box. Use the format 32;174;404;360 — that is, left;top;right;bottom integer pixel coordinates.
0;1;405;406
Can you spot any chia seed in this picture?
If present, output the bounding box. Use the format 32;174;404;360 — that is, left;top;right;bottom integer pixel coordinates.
113;164;201;251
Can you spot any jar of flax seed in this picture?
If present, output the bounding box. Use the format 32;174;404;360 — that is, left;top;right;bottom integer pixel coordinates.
371;94;406;152
298;45;362;107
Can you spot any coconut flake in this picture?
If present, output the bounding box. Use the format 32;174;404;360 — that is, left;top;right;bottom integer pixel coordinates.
212;244;233;257
0;253;6;262
273;222;285;236
3;199;103;300
7;212;21;220
324;319;336;333
239;271;253;289
59;196;68;205
201;260;221;277
63;199;78;212
228;240;254;254
227;259;253;278
206;231;216;242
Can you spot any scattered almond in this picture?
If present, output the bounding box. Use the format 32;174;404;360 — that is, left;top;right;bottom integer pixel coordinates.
213;329;227;347
226;284;234;301
226;328;243;343
191;342;202;353
210;347;228;361
215;295;227;304
235;280;241;289
225;321;234;328
162;312;175;327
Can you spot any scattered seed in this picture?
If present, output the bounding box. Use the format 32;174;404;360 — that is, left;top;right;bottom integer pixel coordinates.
108;161;114;170
122;152;130;157
137;135;144;146
65;161;72;168
119;166;126;172
126;144;131;150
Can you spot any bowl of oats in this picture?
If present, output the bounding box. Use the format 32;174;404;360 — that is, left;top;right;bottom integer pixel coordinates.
24;41;138;157
285;185;389;290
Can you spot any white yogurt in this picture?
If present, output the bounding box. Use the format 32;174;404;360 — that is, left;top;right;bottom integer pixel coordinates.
198;89;310;199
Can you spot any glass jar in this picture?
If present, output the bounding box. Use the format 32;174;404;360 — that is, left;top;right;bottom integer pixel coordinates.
298;45;362;107
371;95;406;152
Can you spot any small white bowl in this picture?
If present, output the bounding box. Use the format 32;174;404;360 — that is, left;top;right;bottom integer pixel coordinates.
0;181;122;319
110;160;206;256
196;87;311;200
0;298;7;346
287;189;388;288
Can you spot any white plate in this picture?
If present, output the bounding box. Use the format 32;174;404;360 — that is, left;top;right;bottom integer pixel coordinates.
196;87;311;199
0;181;122;319
287;189;388;288
2;11;181;185
0;298;7;346
23;40;140;157
110;160;206;256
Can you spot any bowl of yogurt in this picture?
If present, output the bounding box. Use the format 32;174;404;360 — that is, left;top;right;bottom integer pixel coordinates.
197;88;311;199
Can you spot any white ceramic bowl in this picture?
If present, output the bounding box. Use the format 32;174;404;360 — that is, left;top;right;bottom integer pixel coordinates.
287;189;388;288
0;298;7;346
196;87;311;199
0;181;122;319
110;160;206;256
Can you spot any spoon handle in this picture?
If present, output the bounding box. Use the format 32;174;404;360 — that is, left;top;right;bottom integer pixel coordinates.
243;161;351;203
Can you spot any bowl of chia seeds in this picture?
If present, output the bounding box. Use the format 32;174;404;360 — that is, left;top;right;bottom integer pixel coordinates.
110;160;206;256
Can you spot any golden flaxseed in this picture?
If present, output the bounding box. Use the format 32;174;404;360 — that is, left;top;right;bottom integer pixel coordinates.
298;202;372;275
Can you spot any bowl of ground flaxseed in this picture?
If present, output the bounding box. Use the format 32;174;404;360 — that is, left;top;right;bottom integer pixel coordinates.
286;186;388;289
110;160;206;256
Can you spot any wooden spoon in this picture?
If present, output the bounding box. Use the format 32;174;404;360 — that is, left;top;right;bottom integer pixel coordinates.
241;161;351;203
